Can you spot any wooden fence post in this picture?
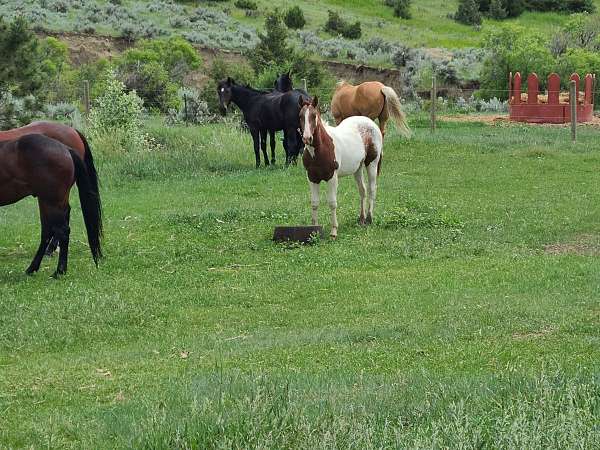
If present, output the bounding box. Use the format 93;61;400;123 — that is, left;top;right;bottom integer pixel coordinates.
431;74;437;132
302;78;307;92
83;80;90;118
183;93;188;124
570;80;577;143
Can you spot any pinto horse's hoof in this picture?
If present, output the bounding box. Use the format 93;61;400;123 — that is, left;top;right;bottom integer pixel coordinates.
365;215;373;225
358;216;367;226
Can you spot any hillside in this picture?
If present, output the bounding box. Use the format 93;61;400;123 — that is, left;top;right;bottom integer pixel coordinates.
2;0;599;61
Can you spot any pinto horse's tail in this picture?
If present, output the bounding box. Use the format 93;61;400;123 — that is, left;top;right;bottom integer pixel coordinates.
381;86;412;139
68;145;103;266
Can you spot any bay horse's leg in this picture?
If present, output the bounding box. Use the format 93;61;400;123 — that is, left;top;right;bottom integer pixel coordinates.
52;204;71;278
354;168;367;225
250;128;261;168
365;163;378;225
44;207;69;256
26;202;53;275
45;238;58;256
269;130;276;165
326;174;339;238
309;181;320;226
260;130;270;166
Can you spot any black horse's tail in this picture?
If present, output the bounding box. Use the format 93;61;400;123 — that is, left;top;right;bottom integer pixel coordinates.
69;147;103;266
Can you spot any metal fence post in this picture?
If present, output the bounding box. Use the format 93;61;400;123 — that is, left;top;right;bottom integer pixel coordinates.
570;80;577;143
302;78;307;92
431;75;437;132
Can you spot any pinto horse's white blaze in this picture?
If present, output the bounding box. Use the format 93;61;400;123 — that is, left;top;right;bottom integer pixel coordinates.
300;98;383;237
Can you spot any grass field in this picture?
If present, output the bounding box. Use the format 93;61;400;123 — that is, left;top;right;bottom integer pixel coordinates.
1;117;600;448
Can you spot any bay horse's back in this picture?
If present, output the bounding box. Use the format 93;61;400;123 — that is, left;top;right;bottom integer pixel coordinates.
0;121;86;159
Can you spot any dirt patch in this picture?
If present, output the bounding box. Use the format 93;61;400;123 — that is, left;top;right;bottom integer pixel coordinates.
512;327;555;340
544;234;600;256
441;114;600;128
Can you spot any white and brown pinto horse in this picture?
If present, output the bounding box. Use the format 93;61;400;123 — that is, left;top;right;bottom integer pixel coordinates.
331;81;411;139
299;96;383;238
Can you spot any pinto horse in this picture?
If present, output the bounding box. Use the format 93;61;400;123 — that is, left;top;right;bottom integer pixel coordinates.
0;121;97;254
0;134;103;277
217;78;306;167
331;81;411;138
299;96;383;238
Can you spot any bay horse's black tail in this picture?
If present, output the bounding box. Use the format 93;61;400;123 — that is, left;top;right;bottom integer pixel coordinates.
76;130;100;196
69;145;103;266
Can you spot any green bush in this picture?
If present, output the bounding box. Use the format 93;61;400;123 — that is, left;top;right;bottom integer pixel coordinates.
385;0;412;19
89;69;145;149
284;6;306;29
234;0;257;10
117;36;201;112
455;0;482;25
324;10;362;39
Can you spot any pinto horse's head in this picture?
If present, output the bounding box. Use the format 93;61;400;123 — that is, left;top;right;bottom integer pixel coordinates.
299;96;319;147
217;77;234;115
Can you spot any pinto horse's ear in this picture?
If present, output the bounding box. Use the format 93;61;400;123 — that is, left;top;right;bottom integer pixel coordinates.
312;96;319;108
298;95;305;108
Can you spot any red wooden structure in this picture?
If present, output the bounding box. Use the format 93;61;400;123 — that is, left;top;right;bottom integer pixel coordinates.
509;72;595;123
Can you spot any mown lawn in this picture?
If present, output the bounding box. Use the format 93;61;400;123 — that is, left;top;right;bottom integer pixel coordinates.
1;118;600;448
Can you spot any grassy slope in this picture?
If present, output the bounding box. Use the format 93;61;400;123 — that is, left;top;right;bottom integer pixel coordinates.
1;118;600;447
228;0;600;47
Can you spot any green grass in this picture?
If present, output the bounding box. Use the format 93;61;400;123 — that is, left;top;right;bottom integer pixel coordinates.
1;118;600;448
223;0;600;48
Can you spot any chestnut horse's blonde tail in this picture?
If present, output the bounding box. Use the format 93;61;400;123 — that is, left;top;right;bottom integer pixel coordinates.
381;86;411;138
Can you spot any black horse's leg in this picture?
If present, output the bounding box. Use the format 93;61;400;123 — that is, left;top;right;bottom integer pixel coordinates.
250;128;261;168
269;130;276;165
26;202;54;275
260;130;270;166
52;205;71;278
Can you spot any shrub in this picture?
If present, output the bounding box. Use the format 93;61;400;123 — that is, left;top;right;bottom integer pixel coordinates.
234;0;257;10
324;10;361;39
249;10;290;73
455;0;482;25
167;87;215;124
89;69;145;149
284;6;306;29
0;92;44;130
488;0;508;19
385;0;412;19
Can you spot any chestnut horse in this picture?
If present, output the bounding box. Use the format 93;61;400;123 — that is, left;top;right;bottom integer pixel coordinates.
0;134;103;277
0;121;96;254
331;81;411;138
299;96;383;238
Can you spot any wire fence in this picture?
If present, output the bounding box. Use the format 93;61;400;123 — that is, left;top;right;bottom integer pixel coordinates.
16;75;597;143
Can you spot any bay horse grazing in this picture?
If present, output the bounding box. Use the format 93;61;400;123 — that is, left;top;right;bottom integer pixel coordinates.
331;81;411;138
299;96;383;238
0;134;103;277
0;121;97;255
217;78;305;167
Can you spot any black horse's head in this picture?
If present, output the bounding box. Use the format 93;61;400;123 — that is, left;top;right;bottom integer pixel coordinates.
274;70;293;93
217;77;235;114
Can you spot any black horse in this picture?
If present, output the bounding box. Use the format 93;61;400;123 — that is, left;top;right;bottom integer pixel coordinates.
274;71;310;98
218;78;307;167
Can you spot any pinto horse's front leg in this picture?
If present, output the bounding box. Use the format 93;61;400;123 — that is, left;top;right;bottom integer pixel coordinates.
309;181;320;226
326;174;339;238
